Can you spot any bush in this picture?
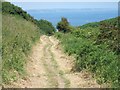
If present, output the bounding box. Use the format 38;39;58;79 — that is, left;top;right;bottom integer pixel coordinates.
96;17;119;54
2;2;37;25
37;19;55;35
57;17;71;33
78;16;120;54
75;43;118;87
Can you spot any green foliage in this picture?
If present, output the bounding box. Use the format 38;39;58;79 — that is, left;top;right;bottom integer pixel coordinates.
79;17;120;54
2;14;40;84
71;27;100;41
79;22;99;29
2;2;55;36
55;25;119;87
57;17;71;33
37;19;55;35
2;2;37;24
96;17;119;54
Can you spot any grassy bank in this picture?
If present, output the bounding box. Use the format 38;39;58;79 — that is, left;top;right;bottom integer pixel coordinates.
55;26;119;88
2;14;40;84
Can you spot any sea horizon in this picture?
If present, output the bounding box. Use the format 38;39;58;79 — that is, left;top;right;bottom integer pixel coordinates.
26;8;118;26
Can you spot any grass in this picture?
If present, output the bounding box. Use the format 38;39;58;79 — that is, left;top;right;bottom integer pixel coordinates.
42;44;59;87
2;14;41;84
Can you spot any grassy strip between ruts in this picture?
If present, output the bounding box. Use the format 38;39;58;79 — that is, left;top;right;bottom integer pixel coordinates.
42;44;59;87
48;37;70;88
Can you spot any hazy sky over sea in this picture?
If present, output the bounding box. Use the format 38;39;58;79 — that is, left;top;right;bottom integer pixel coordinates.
5;0;119;26
10;2;118;10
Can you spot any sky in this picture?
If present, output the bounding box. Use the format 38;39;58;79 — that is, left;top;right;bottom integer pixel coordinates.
6;2;118;10
4;0;119;11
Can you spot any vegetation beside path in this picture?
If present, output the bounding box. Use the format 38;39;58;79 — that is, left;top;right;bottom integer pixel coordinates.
55;17;119;88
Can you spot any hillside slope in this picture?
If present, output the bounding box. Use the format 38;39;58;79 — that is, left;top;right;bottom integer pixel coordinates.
2;14;40;84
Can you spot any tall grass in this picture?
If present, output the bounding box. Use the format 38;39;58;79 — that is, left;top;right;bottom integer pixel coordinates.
2;14;40;84
55;27;119;88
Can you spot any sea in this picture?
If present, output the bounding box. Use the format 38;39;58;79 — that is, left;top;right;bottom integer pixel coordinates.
26;8;118;27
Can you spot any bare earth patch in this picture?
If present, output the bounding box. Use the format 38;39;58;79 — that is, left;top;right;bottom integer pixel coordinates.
4;35;101;88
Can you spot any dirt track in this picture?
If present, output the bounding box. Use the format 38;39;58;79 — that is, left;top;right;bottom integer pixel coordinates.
5;35;101;88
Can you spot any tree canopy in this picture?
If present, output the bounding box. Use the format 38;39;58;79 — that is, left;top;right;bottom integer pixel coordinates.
57;17;71;33
38;19;55;35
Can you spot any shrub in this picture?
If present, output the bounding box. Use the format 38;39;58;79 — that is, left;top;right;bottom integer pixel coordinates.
57;17;71;33
2;2;37;25
37;19;55;35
